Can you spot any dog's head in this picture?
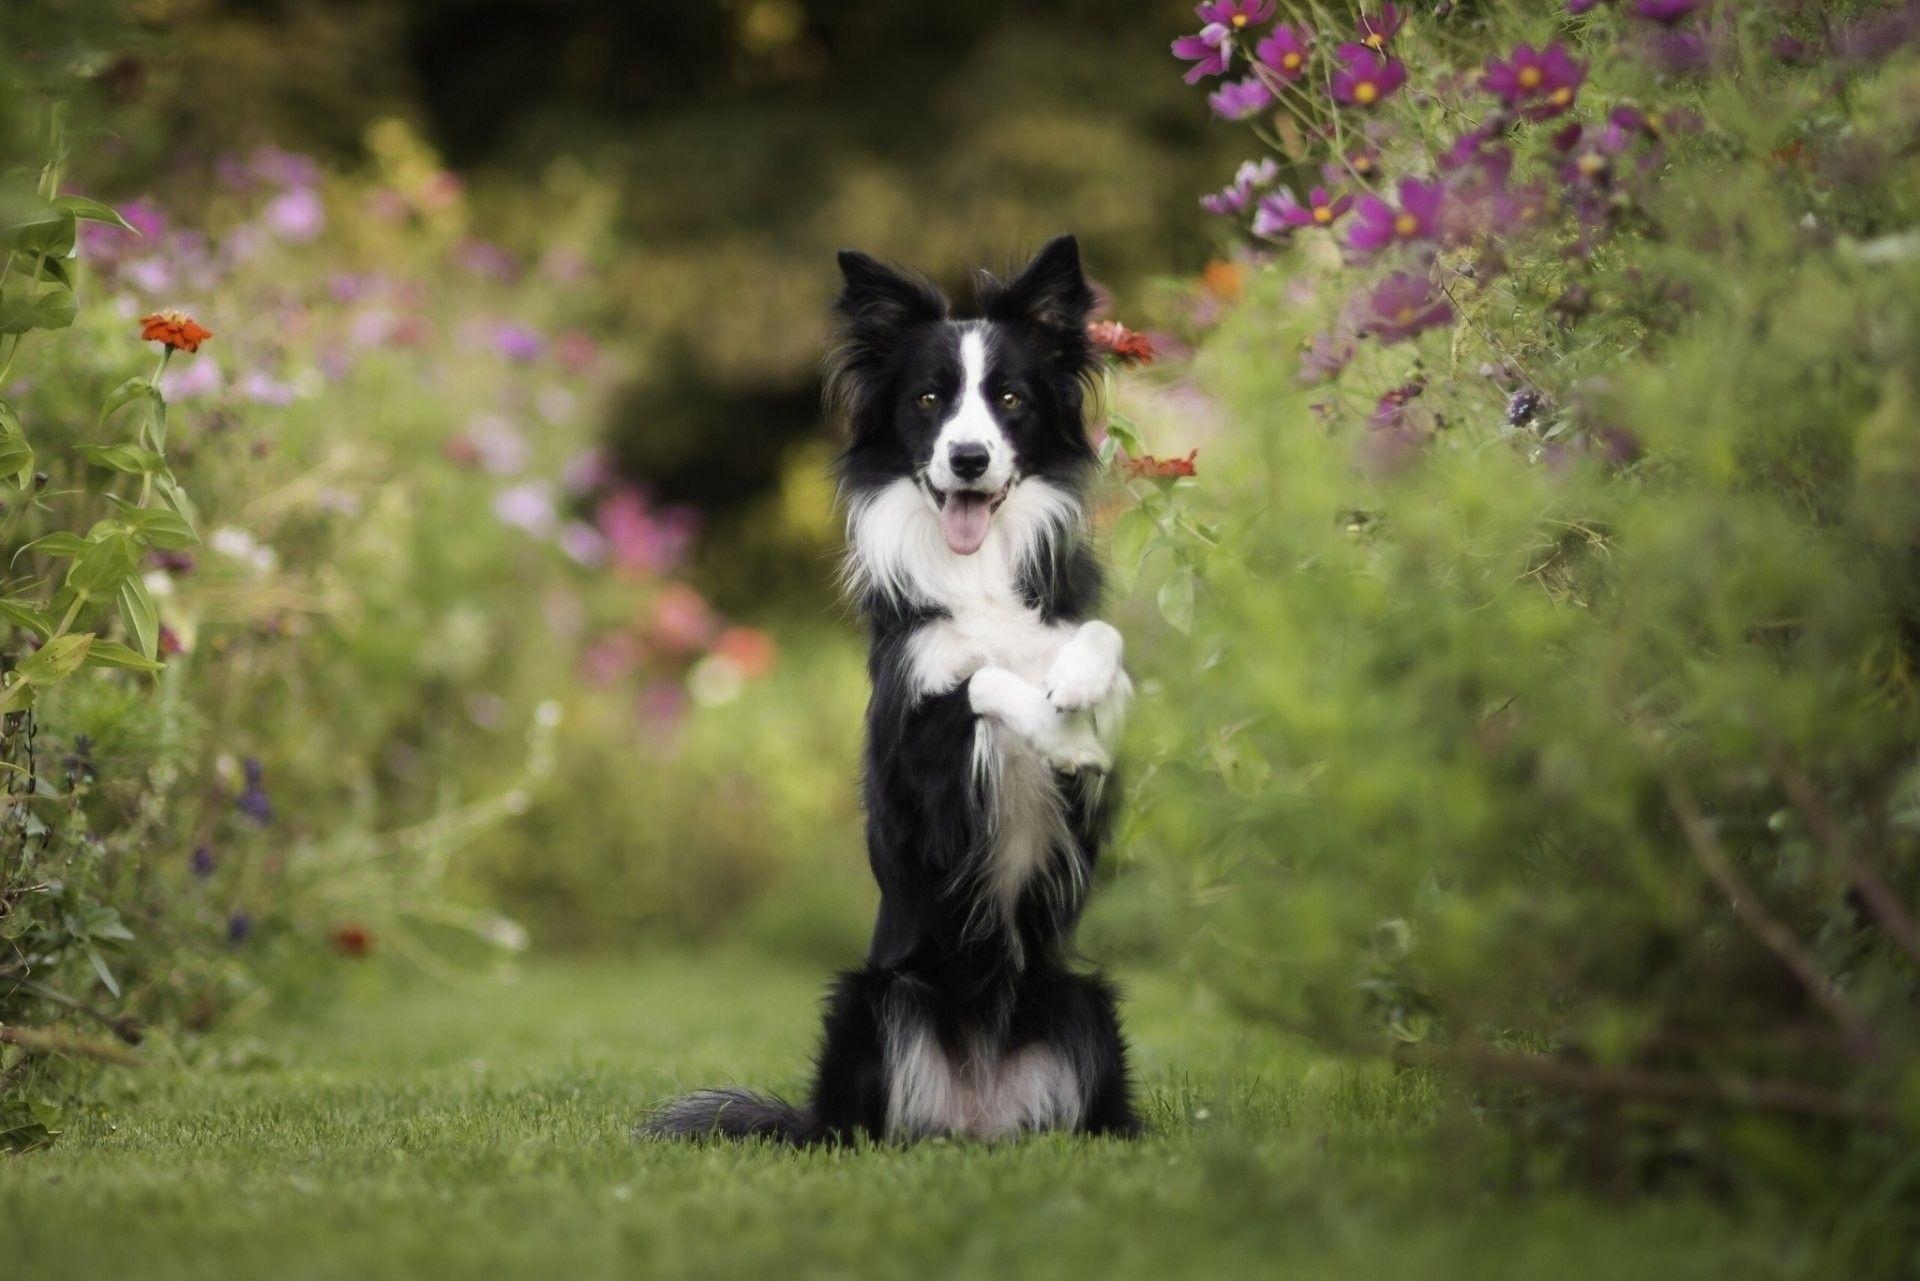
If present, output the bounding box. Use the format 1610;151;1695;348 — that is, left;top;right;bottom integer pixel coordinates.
828;235;1098;557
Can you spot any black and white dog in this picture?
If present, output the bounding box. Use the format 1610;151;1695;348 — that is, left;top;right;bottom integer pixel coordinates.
646;235;1139;1143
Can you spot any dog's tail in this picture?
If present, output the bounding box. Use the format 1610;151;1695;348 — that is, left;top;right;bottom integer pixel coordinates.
639;1088;817;1144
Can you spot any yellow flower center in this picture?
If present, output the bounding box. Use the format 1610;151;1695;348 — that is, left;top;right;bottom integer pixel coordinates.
1282;52;1302;70
1233;12;1250;26
1355;81;1379;104
1364;33;1386;50
1518;66;1543;89
1550;86;1573;105
1354;156;1374;173
1394;213;1420;237
1578;152;1606;176
1395;305;1417;324
1313;206;1332;224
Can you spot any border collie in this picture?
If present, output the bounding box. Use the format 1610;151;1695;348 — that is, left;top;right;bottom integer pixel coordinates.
644;235;1139;1144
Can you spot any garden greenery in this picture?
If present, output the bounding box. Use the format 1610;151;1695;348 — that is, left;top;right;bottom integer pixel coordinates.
1111;0;1920;1256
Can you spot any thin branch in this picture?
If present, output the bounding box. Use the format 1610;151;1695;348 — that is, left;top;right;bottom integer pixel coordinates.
1664;774;1881;1057
1393;1040;1897;1127
1768;747;1920;969
0;1023;141;1067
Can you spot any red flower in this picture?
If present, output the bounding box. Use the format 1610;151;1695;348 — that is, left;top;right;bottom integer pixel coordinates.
1123;450;1199;480
1087;321;1156;367
329;924;373;958
139;309;214;353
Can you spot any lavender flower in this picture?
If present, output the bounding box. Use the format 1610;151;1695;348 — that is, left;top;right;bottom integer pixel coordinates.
1360;272;1454;343
1198;0;1275;30
1632;0;1701;24
264;187;326;243
490;323;546;362
1297;332;1356;386
1331;45;1408;107
227;911;253;944
1254;186;1354;236
1202;158;1279;216
1355;4;1405;51
237;758;273;826
493;481;559;538
191;845;217;879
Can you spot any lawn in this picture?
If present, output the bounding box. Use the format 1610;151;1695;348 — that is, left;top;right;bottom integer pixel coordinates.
0;950;1831;1280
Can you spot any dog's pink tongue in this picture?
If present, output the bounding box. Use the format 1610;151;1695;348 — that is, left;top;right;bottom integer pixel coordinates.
940;492;993;556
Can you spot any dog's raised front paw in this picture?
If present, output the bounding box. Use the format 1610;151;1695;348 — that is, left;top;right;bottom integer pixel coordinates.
1041;716;1112;775
1046;621;1123;713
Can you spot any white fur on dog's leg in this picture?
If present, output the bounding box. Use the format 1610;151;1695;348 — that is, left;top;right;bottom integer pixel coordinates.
970;666;1111;775
1046;621;1124;714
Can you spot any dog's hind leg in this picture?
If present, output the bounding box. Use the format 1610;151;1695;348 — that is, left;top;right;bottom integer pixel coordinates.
1015;965;1142;1138
806;967;894;1143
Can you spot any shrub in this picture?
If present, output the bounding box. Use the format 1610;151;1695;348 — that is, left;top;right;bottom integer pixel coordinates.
1117;0;1920;1262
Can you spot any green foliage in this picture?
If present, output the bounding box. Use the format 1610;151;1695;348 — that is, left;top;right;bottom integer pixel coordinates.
1112;3;1920;1259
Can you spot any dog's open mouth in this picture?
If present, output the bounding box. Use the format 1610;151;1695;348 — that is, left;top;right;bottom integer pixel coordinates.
932;483;1010;557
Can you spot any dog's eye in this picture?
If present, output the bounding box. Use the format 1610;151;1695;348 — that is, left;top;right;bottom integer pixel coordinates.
916;392;938;410
999;391;1022;410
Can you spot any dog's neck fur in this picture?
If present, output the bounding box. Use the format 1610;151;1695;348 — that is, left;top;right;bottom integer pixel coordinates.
841;474;1085;626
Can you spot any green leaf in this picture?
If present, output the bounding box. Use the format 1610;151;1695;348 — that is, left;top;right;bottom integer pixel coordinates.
99;376;158;428
84;639;164;673
22;531;87;558
0;278;76;335
2;204;74;257
1105;414;1145;456
0;399;31;487
153;475;200;528
15;632;93;685
84;942;121;998
1157;566;1196;635
123;505;196;549
116;574;159;660
63;533;137;598
77;443;165;475
53;194;136;232
0;598;53;638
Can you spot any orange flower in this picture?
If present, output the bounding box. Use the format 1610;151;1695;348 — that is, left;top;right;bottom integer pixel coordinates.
1201;260;1244;303
1123;450;1198;481
139;309;213;353
328;923;373;958
712;626;778;680
1087;321;1155;367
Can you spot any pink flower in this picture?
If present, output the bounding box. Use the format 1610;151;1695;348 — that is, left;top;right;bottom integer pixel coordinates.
1481;42;1585;120
1208;76;1274;120
1345;178;1447;257
1360;272;1454;343
1173;24;1235;83
1254;24;1314;80
1197;0;1274;29
1201;158;1278;216
1356;4;1405;51
1253;186;1353;236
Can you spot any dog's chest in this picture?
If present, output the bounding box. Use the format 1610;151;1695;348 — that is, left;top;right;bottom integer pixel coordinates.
907;596;1072;696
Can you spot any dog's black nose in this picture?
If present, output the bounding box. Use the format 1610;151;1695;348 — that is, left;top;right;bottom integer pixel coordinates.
949;443;990;482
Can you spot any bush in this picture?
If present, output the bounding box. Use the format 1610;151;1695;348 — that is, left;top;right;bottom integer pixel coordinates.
1113;0;1920;1262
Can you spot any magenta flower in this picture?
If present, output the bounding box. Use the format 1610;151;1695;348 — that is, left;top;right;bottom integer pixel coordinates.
1566;0;1607;11
1255;186;1354;237
1360;272;1454;343
1254;24;1314;80
1481;42;1585;120
490;322;545;362
1331;45;1408;107
1297;332;1356;386
1209;76;1274;120
1198;0;1275;30
1346;177;1446;256
1173;24;1234;83
1633;0;1701;24
1201;158;1278;216
1356;4;1405;51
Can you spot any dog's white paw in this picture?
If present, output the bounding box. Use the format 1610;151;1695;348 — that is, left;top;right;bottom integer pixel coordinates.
1038;715;1112;776
1046;622;1123;714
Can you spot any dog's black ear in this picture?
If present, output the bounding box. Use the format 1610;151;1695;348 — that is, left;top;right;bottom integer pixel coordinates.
834;250;948;340
978;235;1095;369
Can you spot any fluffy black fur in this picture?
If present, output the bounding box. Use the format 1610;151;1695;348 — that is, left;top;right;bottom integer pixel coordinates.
643;236;1139;1145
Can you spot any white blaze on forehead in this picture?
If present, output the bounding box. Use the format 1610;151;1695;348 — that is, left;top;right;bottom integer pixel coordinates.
927;324;1014;494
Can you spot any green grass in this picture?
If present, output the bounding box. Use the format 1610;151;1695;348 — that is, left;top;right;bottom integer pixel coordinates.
0;950;1831;1280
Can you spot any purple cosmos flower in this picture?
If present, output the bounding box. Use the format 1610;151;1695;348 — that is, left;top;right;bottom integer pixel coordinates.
1371;380;1427;430
1356;4;1405;51
1173;23;1235;83
264;187;326;243
237;758;273;826
1481;42;1585;120
237;370;297;406
1254;24;1314;80
1197;0;1275;31
1323;144;1383;187
1331;45;1408;107
1254;186;1354;236
1201;158;1279;216
493;481;559;538
1297;332;1356;386
1566;0;1606;11
1646;26;1712;73
1360;272;1454;343
490;322;545;362
191;845;217;878
1633;0;1701;24
1834;5;1920;62
226;911;253;945
1346;177;1446;256
1209;76;1274;120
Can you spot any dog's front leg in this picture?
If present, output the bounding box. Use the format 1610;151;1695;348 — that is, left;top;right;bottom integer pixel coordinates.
969;666;1111;775
1044;620;1131;753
